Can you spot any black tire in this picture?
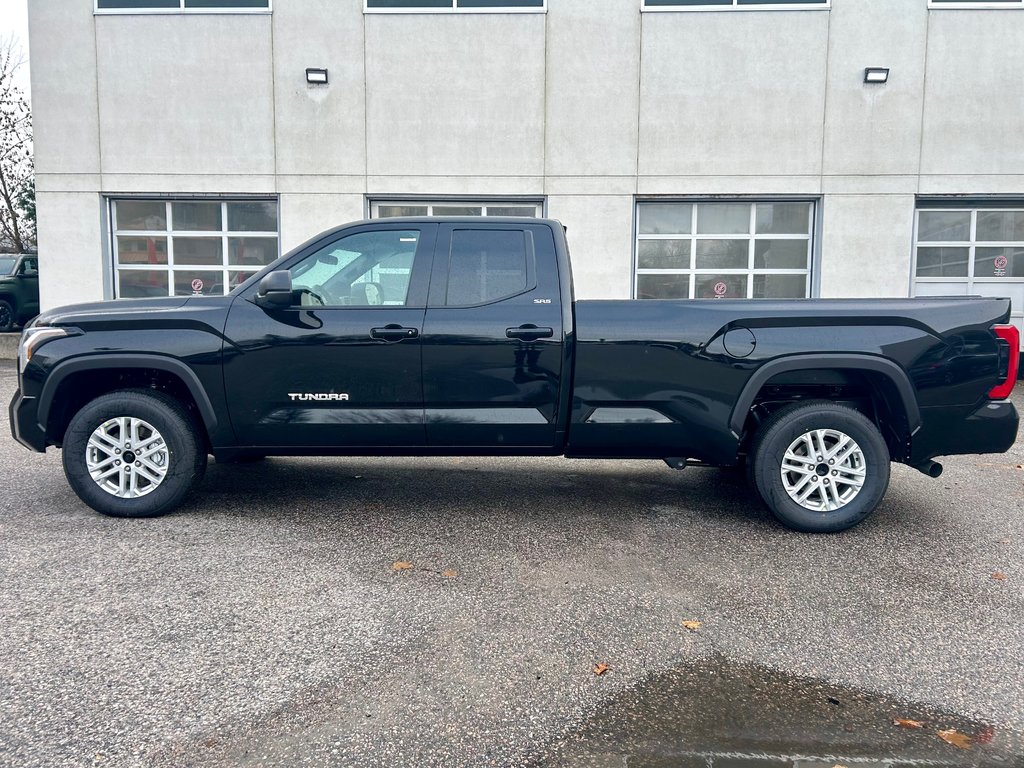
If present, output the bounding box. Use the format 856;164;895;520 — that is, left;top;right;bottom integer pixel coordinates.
748;401;890;533
62;389;207;518
0;300;14;333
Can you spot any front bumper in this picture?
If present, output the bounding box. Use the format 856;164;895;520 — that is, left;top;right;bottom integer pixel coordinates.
9;389;46;452
911;399;1019;463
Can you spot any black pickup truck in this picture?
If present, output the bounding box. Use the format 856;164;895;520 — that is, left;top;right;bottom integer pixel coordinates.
9;218;1020;532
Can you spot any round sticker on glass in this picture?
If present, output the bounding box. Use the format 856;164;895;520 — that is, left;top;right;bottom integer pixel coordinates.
994;255;1008;269
191;278;204;293
714;281;728;297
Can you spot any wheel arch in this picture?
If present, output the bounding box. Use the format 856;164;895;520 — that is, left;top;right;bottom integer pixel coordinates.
730;355;921;453
37;355;218;446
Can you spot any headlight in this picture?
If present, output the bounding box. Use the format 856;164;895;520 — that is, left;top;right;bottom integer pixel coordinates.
18;326;68;372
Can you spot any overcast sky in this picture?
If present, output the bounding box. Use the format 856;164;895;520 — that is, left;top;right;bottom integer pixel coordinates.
0;0;31;99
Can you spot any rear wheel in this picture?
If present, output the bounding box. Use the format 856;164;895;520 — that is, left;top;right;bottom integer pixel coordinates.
62;389;207;518
0;300;14;333
748;401;890;533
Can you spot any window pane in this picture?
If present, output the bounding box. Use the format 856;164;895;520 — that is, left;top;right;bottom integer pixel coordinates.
637;274;689;300
119;270;169;298
754;239;808;270
638;204;692;235
227;201;278;232
696;274;747;299
116;236;168;265
696;239;747;270
753;274;807;299
755;203;810;235
975;247;1024;278
976;211;1024;242
644;0;731;5
229;237;278;267
291;230;419;307
916;247;970;277
174;270;224;297
447;230;528;306
637;240;691;270
918;211;971;242
366;0;453;7
697;204;750;235
98;0;180;8
115;201;167;231
487;206;538;217
229;270;259;291
377;205;429;218
184;0;269;6
174;237;223;266
173;202;221;231
458;0;544;6
434;206;483;216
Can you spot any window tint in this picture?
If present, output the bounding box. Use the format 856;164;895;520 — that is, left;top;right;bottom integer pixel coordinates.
290;230;420;307
447;230;529;306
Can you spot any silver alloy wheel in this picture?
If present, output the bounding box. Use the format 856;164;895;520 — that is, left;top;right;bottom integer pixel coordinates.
780;428;866;513
86;417;169;498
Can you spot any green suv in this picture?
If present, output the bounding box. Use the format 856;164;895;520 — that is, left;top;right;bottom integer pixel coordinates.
0;254;39;333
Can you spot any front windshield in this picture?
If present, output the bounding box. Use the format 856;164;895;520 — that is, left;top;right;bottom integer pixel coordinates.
0;257;17;275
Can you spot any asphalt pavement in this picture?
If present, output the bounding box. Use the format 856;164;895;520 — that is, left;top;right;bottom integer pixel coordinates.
1;360;1022;767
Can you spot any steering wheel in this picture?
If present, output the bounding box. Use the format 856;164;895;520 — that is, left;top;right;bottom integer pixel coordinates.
313;283;338;305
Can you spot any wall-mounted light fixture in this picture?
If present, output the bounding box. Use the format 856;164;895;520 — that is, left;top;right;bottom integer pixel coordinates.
864;67;890;84
305;68;329;85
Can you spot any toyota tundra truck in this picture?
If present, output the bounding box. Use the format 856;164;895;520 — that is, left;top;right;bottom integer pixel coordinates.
9;218;1020;532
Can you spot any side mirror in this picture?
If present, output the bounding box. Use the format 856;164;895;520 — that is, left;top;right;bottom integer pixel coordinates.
255;270;293;308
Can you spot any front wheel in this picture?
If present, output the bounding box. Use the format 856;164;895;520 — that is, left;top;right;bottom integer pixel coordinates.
62;389;207;518
748;401;890;533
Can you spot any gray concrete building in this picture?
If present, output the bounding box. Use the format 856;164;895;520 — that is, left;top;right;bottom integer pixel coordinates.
26;0;1024;349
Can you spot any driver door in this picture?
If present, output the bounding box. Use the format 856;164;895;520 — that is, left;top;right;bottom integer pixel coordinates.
223;223;436;448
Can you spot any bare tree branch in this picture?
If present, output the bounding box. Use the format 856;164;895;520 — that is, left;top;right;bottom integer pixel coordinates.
0;34;34;254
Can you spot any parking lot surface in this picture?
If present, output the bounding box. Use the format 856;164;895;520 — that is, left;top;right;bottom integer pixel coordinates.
1;361;1022;767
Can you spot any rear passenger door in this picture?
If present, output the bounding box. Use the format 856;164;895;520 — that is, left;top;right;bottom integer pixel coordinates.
421;222;564;449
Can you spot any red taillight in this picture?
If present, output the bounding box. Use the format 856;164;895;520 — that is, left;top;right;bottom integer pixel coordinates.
989;324;1020;400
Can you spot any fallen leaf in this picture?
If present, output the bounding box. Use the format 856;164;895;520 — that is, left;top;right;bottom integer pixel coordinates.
441;569;458;578
992;572;1008;581
832;764;849;768
937;729;973;749
893;718;926;729
391;561;413;571
681;620;703;631
593;663;610;676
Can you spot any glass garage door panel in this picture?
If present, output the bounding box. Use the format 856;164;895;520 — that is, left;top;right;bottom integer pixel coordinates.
913;207;1024;351
635;201;814;300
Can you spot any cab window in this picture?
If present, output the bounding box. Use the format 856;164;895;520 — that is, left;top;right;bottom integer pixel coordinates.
446;229;530;306
290;230;419;307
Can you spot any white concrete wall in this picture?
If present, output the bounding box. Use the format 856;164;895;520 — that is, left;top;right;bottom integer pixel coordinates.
25;0;1024;310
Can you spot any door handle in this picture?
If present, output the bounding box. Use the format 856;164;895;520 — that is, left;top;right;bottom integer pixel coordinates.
370;324;419;341
506;324;554;341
